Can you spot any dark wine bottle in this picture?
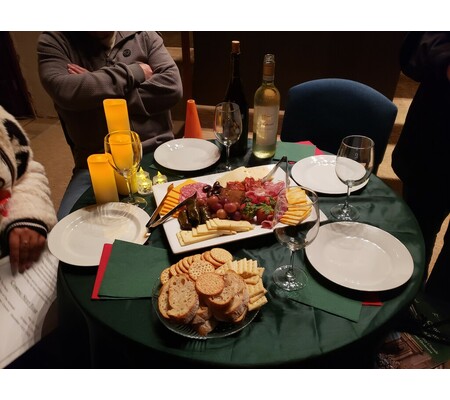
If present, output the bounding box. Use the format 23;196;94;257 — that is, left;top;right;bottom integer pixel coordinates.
225;40;249;156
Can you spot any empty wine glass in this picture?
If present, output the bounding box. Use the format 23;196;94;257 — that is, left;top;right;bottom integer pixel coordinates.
330;135;374;221
214;102;242;171
273;186;320;291
104;130;147;208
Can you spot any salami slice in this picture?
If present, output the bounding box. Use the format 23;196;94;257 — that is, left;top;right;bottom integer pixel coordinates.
179;182;208;202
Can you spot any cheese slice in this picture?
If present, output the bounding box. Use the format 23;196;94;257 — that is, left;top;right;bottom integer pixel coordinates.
177;230;224;246
159;178;198;217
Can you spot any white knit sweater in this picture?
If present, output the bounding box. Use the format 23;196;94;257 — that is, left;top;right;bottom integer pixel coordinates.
0;106;57;256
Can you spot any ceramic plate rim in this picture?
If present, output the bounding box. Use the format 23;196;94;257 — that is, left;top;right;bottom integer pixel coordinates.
48;202;149;267
154;138;221;172
306;221;414;291
152;165;328;254
291;155;368;194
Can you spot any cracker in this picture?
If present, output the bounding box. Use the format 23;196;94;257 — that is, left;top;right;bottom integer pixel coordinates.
248;295;268;311
195;272;225;296
160;267;171;285
169;263;178;277
188;259;215;281
210;248;233;265
180;256;191;273
203;250;223;268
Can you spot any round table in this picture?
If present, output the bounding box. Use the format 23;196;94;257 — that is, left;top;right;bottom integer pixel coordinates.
57;151;425;367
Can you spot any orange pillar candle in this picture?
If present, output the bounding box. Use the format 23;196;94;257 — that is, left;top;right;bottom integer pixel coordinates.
184;99;203;138
103;99;137;194
87;154;119;204
103;99;130;132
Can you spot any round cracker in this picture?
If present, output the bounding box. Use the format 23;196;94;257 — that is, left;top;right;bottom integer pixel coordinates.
210;248;233;265
195;272;225;296
203;250;223;268
160;267;171;285
188;260;215;281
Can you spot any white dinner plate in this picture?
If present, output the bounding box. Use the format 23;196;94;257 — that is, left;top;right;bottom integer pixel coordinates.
154;138;221;172
48;202;149;266
291;155;368;194
306;222;414;291
153;165;327;254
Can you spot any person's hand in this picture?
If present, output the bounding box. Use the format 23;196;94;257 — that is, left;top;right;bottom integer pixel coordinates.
9;227;46;274
67;63;89;74
138;63;153;80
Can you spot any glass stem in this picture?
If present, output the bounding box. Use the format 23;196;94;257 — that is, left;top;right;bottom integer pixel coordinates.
124;174;135;202
286;250;296;282
342;184;351;214
225;145;231;169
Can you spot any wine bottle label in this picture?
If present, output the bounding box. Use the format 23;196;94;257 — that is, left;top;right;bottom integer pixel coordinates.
253;106;279;145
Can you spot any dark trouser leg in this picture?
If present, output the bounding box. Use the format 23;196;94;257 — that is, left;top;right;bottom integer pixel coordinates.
425;226;450;301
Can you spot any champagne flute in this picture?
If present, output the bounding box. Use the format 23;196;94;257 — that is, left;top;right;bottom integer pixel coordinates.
104;130;147;208
330;135;374;221
214;102;242;171
273;186;320;291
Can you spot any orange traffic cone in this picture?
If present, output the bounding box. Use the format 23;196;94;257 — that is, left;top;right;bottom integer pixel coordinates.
184;99;203;139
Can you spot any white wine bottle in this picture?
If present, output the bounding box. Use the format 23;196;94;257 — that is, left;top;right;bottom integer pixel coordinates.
225;40;249;156
252;54;280;159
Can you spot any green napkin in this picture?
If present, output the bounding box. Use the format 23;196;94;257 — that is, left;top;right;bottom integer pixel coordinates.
274;142;316;162
287;267;362;322
98;240;169;299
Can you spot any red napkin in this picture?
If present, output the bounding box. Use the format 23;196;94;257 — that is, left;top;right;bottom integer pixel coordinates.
362;292;383;307
297;140;324;156
91;243;112;300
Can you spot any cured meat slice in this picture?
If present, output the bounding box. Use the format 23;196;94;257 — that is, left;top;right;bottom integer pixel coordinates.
179;182;208;202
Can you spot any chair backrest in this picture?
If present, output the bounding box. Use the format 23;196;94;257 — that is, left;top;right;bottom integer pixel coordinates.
280;78;398;174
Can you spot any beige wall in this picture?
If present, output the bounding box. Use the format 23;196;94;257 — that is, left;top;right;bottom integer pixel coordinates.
9;31;57;118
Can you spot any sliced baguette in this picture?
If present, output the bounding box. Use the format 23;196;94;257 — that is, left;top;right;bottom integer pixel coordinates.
158;281;170;319
167;274;199;324
207;270;244;310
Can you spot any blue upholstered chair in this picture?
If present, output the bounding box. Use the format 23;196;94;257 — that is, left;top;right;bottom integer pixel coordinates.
280;78;398;174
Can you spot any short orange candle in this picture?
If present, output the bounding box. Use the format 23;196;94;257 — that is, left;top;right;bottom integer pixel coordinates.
87;154;119;204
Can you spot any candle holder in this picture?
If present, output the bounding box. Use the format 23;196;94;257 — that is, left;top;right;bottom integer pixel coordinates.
137;168;153;195
152;171;168;185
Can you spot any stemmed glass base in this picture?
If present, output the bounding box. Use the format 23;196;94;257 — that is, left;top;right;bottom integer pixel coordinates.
330;203;359;221
273;265;308;291
122;195;147;209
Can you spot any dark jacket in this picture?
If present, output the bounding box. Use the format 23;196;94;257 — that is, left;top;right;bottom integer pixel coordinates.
392;32;450;186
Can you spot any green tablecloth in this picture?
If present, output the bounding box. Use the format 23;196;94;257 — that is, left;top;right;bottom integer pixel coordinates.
58;148;425;367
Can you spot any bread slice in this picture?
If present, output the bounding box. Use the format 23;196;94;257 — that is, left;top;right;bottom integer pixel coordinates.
225;285;249;322
194;318;218;336
167;274;199;324
207;270;244;310
158;281;170;319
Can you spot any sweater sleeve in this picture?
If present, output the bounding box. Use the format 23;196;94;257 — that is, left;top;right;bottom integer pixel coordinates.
2;160;57;239
129;32;183;115
37;31;182;114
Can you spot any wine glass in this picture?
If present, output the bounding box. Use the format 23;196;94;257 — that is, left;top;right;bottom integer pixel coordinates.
272;186;320;291
330;135;374;221
214;102;242;171
104;130;147;208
